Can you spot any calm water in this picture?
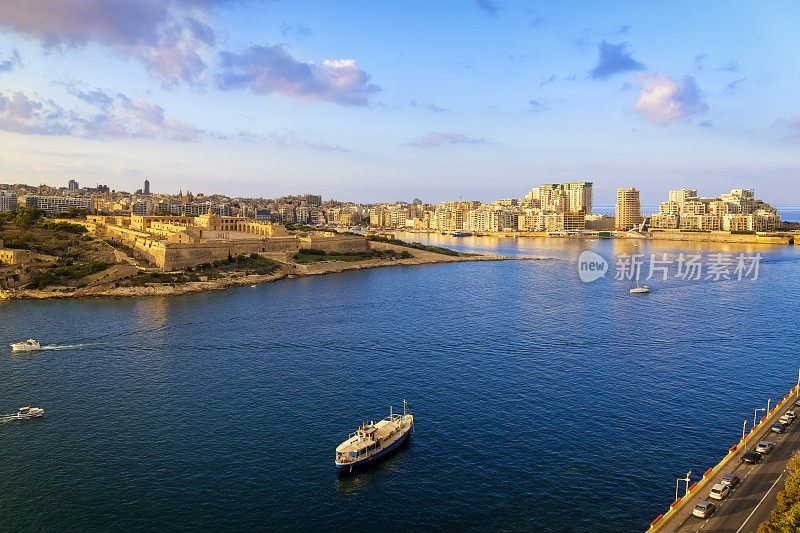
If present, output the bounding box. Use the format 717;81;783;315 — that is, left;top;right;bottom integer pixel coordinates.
1;235;799;532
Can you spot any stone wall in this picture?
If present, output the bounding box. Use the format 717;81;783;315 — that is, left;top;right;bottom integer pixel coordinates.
645;230;792;245
160;237;298;270
299;234;369;253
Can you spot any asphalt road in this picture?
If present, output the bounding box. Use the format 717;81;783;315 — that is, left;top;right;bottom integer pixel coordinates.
664;399;800;533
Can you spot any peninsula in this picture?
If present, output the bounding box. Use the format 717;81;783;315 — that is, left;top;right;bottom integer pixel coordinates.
0;208;531;300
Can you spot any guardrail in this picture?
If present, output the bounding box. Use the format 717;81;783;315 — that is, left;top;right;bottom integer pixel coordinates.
647;384;799;532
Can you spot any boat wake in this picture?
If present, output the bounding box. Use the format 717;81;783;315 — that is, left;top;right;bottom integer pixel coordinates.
40;343;91;350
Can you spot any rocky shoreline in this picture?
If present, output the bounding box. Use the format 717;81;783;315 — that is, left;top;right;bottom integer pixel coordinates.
1;245;540;300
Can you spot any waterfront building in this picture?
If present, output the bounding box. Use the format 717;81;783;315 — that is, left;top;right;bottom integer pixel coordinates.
615;187;642;230
668;189;697;204
652;188;780;233
0;190;17;212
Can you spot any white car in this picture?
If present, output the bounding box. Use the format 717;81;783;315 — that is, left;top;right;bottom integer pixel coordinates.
709;483;730;500
780;415;792;426
786;410;797;420
756;441;774;454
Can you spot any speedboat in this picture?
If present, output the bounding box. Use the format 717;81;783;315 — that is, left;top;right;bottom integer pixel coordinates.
335;401;414;473
10;339;41;352
15;406;44;419
630;285;650;294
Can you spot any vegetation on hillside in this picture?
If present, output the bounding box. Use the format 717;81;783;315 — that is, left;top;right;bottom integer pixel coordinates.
759;451;800;532
293;247;412;264
365;235;461;256
26;259;116;289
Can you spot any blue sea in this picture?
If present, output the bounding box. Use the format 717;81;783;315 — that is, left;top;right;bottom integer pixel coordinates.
1;235;799;531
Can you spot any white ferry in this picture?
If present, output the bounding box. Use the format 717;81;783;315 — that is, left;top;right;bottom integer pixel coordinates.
15;406;44;419
10;339;41;352
335;401;414;472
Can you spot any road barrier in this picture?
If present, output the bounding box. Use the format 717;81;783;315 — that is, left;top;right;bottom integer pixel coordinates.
646;384;799;532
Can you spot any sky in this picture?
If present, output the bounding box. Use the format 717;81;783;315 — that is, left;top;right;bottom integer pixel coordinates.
0;0;798;205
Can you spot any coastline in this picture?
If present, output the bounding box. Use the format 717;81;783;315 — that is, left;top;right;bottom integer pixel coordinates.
0;245;540;300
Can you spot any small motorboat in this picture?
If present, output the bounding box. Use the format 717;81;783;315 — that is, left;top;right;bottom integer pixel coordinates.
10;339;41;352
15;406;44;419
630;285;650;294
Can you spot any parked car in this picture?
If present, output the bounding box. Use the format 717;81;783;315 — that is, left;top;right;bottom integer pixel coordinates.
772;422;787;433
780;415;792;426
693;501;717;518
756;441;774;453
708;483;730;500
786;410;798;420
795;399;800;407
742;451;762;464
721;473;740;487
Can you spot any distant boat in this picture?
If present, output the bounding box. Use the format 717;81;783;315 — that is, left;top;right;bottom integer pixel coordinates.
630;279;650;294
10;339;41;352
14;406;44;419
335;400;414;473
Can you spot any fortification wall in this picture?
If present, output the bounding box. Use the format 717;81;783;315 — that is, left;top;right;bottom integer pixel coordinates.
645;230;791;245
161;237;299;270
299;234;369;253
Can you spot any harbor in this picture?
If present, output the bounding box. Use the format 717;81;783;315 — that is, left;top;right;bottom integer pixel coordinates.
2;236;799;531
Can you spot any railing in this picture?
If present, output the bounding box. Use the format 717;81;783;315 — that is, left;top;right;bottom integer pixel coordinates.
647;384;799;532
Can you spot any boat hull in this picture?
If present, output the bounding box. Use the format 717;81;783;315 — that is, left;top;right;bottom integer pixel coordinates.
11;345;40;352
335;425;411;472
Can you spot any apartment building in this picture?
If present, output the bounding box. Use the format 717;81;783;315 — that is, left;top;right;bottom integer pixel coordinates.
615;187;642;230
0;190;17;212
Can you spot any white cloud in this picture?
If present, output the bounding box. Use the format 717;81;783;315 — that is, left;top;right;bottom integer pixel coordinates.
217;46;379;106
407;131;485;147
631;73;707;125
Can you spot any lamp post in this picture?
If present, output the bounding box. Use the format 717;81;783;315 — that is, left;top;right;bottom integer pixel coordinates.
754;408;766;428
742;419;748;440
767;398;772;415
676;471;692;501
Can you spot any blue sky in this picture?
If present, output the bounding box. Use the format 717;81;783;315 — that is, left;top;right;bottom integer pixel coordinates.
0;0;798;205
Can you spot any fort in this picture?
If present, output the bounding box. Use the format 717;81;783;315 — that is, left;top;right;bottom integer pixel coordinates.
86;214;370;270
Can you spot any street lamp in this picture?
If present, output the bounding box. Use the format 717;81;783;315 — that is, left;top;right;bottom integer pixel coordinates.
754;408;766;428
767;398;772;415
742;419;748;439
676;471;691;501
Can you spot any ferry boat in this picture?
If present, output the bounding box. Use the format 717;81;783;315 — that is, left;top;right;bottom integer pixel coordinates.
335;401;414;472
10;339;41;352
15;406;44;419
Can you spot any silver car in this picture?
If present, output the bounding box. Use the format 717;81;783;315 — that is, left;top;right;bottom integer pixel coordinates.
693;500;716;518
756;441;774;454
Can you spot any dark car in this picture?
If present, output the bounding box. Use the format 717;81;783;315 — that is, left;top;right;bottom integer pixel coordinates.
772;422;786;433
721;473;740;487
742;451;762;464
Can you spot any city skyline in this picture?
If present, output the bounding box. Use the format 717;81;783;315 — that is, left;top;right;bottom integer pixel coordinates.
0;1;799;204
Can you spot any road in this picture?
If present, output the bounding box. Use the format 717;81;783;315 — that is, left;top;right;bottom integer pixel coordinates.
661;398;800;533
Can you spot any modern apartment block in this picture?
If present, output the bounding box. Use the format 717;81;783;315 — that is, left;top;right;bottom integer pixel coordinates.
0;190;17;212
615;187;642;230
25;195;96;214
650;188;780;232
